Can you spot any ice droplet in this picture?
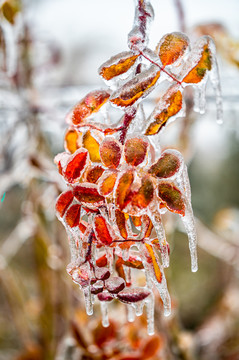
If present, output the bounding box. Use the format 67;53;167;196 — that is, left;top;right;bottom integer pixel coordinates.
100;301;109;327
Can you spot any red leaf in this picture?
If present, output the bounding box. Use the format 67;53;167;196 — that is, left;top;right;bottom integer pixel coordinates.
115;171;134;210
99;137;122;169
157;182;185;215
117;288;151;303
124;137;148;166
55;190;74;218
73;184;105;208
148;150;181;179
65;204;81;228
97;291;114;302
142;335;161;359
105;276;126;294
131;176;154;210
64;149;89;183
94;215;114;245
70;90;110;125
86;165;104;183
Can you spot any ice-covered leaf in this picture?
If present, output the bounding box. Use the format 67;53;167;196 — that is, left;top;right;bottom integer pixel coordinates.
183;40;212;84
63;149;89;184
144;244;162;283
157;182;185;215
71;264;90;287
64;129;80;154
117;288;150;303
99;138;122;169
110;66;160;108
99;51;139;80
86;165;104;183
91;280;104;295
148;149;181;179
96;254;108;267
141;215;153;238
71;90;110;125
156;32;189;66
95;267;110;281
99;171;117;196
74;184;105;207
131;215;142;227
115;209;128;239
131;176;154;210
115;171;134;210
82;130;101;163
65;204;81;228
55;190;74;218
124;137;148;166
97;291;114;302
145;89;183;135
94;215;114;245
105;276;126;294
118;255;144;270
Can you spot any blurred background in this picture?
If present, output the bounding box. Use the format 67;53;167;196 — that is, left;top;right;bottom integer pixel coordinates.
0;0;239;359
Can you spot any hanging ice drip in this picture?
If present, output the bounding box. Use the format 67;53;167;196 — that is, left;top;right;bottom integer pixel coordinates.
54;0;222;334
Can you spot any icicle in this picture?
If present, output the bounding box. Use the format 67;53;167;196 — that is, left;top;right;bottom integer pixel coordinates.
122;247;130;261
83;286;93;315
127;305;136;322
145;292;155;335
124;265;132;286
134;300;144;316
209;58;223;124
105;247;114;273
139;243;171;316
100;301;109;327
193;82;207;115
148;202;169;268
67;231;78;263
181;166;198;272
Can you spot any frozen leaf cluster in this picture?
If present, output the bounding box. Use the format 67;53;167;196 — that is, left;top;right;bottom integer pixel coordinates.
54;0;222;334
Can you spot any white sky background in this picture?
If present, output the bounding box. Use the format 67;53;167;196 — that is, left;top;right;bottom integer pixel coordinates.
27;0;239;86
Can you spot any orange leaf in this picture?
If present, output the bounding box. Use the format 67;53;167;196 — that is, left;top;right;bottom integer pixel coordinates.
183;41;212;84
110;66;160;107
115;209;128;239
71;90;110;125
148;150;181;178
65;204;81;228
156;32;189;66
117;255;144;270
145;89;182;135
131;215;142;227
99;51;139;80
157;182;185;215
64;129;80;154
144;243;162;283
96;254;108;267
141;215;154;238
63;149;89;183
55;190;74;218
99;171;117;196
74;184;105;207
94;215;114;245
82;130;101;162
115;171;134;210
86;165;104;183
124;137;148;166
142;335;161;359
99;137;122;168
131;176;154;209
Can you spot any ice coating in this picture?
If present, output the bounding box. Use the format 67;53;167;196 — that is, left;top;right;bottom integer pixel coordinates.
54;0;223;335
